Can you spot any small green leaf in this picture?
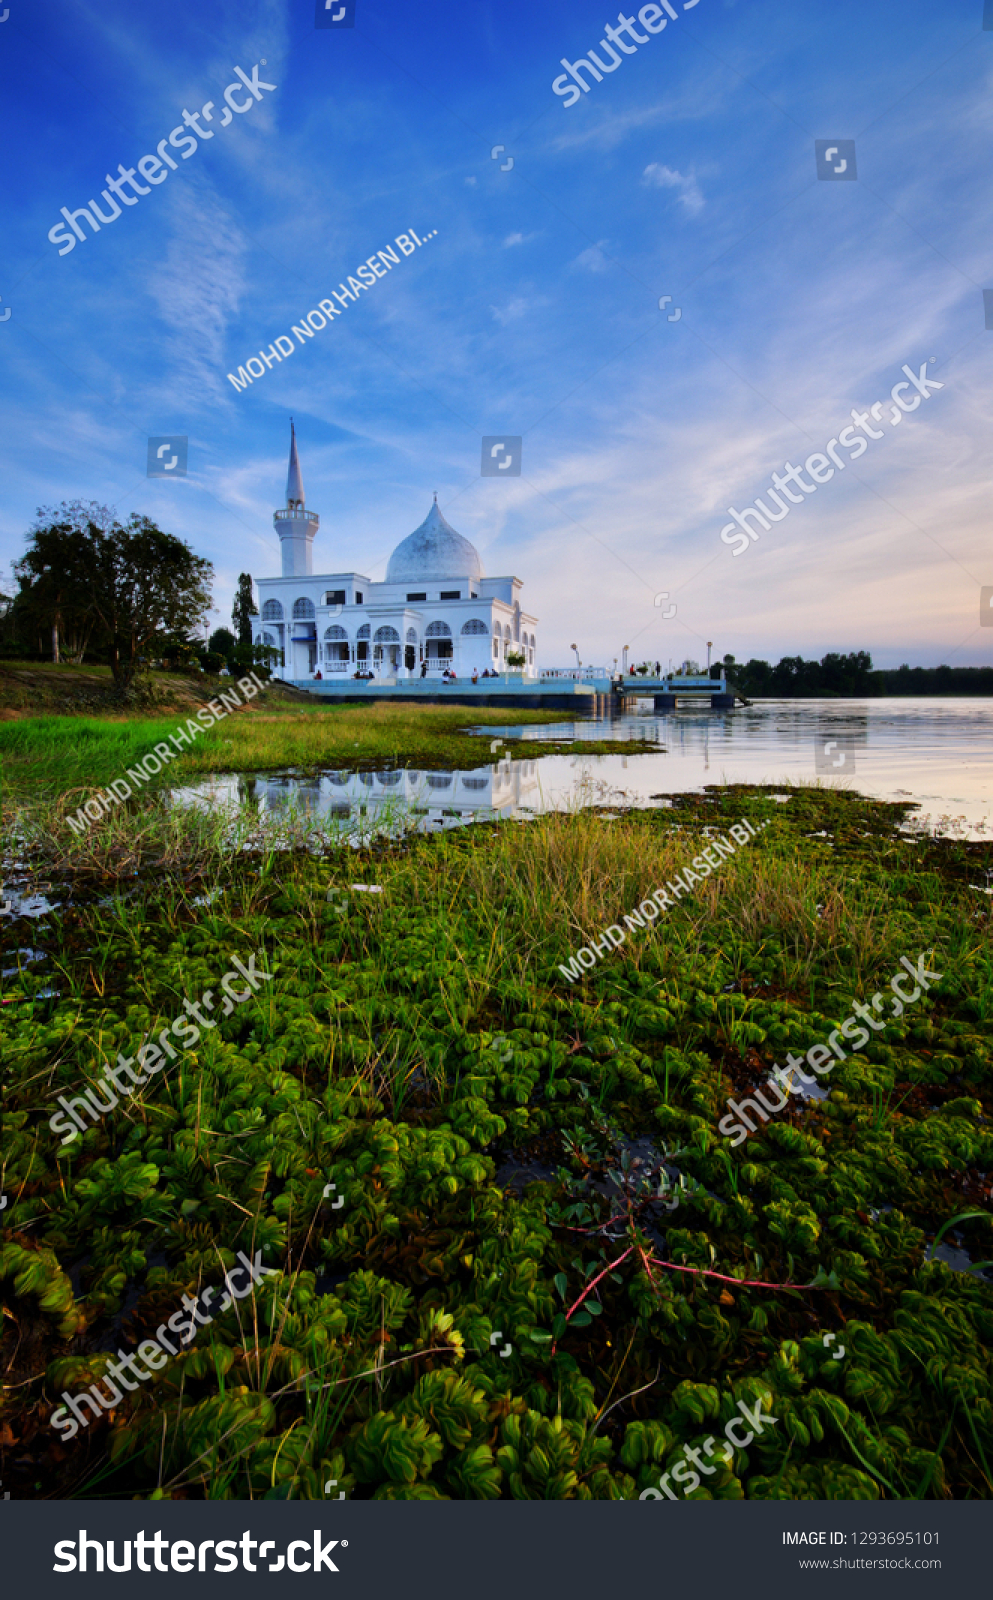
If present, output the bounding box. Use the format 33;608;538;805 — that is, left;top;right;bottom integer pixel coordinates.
552;1313;567;1338
529;1329;553;1343
554;1272;568;1300
570;1311;592;1328
586;1300;603;1316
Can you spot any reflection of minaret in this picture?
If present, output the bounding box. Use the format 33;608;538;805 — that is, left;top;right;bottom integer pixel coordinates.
274;418;319;577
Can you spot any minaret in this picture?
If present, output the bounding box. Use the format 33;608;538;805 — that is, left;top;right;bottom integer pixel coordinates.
274;418;319;577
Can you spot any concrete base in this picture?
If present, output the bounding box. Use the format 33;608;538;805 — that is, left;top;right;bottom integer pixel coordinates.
286;680;597;711
653;694;678;711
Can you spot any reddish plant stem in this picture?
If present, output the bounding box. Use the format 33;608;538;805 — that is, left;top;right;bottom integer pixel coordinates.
563;1246;634;1322
551;1246;636;1354
645;1255;809;1291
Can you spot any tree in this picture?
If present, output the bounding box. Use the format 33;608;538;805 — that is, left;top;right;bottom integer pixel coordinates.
15;503;213;687
209;627;237;658
232;573;257;646
12;503;117;663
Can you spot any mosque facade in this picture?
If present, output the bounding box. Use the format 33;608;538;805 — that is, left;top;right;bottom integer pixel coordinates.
254;423;538;681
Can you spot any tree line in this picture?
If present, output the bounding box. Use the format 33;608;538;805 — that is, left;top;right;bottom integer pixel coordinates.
724;651;993;697
0;502;268;688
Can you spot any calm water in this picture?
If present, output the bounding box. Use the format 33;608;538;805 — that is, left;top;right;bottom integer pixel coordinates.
177;698;993;839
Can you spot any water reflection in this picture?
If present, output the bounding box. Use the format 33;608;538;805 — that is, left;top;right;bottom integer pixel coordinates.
177;759;541;835
174;698;993;840
469;698;993;835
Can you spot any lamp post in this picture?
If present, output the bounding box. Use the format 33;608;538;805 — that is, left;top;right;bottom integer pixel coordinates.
570;643;582;674
707;640;713;671
622;645;629;676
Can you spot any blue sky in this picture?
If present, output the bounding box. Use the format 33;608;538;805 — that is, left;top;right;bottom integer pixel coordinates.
1;0;991;670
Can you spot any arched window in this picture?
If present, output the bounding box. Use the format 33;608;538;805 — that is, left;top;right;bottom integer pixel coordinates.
425;619;453;660
461;618;488;636
292;598;316;620
357;624;371;641
261;630;277;646
503;623;512;640
373;625;400;643
406;627;418;644
323;622;349;665
262;599;283;621
461;777;488;791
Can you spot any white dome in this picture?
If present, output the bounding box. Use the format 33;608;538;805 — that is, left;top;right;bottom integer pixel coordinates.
385;499;484;584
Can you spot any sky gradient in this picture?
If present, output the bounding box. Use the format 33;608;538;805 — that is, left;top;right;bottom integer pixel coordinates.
1;0;991;670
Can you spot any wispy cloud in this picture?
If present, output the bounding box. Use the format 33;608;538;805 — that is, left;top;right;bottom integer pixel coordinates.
642;164;705;215
147;188;248;406
570;240;611;273
490;296;534;324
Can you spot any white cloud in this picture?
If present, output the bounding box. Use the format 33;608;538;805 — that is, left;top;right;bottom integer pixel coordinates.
570;240;611;273
146;187;248;405
490;296;532;325
642;164;705;215
503;232;525;247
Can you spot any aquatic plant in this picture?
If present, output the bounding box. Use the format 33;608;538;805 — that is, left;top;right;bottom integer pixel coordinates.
1;784;991;1499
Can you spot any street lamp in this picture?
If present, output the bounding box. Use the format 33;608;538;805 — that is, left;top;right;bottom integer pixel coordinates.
707;640;713;671
570;643;582;671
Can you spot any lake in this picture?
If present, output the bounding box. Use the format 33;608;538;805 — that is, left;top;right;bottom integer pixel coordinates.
177;697;993;839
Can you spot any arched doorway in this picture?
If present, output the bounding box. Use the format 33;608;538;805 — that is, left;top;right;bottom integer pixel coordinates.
373;625;401;674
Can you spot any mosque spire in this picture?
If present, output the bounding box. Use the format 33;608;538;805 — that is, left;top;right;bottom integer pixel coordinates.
274;417;318;577
286;417;305;510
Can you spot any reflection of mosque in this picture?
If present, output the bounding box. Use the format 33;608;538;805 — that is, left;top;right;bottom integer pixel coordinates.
237;759;541;832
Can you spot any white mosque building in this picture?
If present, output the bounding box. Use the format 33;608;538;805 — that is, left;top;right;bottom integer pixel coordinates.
254;423;538;682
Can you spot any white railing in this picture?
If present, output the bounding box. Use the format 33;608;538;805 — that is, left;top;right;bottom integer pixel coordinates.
539;667;610;681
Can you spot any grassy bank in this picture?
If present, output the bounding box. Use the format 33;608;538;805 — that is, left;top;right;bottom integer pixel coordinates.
0;694;656;812
2;784;991;1501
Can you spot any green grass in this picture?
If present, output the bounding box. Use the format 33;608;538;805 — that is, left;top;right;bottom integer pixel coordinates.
0;696;656;809
2;783;992;1500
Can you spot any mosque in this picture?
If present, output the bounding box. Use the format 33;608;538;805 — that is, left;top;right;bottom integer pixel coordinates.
254;423;539;682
